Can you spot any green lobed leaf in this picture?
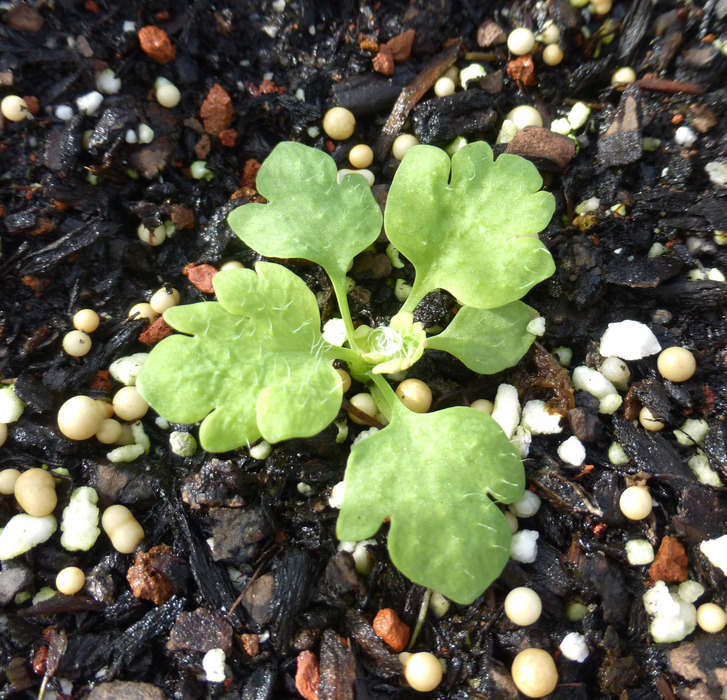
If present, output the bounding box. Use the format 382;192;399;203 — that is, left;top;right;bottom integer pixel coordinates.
384;141;556;311
337;403;525;604
227;141;383;285
427;301;537;374
137;262;342;452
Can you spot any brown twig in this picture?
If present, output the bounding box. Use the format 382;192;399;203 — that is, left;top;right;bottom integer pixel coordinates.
634;78;706;95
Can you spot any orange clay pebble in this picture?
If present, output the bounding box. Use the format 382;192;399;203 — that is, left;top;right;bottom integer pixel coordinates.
372;608;410;652
511;648;558;697
138;26;175;64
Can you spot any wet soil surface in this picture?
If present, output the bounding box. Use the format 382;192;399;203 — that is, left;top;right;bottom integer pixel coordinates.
1;1;727;698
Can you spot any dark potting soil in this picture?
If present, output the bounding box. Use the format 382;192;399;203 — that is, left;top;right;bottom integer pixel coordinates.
1;1;726;698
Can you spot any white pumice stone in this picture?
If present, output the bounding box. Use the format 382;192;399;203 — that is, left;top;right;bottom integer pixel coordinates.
674;418;709;446
507;27;535;55
170;431;197;457
329;481;345;509
202;648;227;683
106;444;145;463
322;318;347;346
491;384;521;439
687;454;722;487
0;514;57;560
567;102;591;130
626;539;655;565
705;160;727;187
55;105;74;121
700;535;727;576
557;436;586;466
506;105;543;130
510;529;539;563
643;581;697;643
459;63;486;88
599;320;661;360
95;68;121;94
60;487;100;552
109;353;148;386
552;346;572;366
496;119;519;144
249;440;272;460
509;491;541;518
550;117;571;135
559;632;589;662
526;316;546;336
520;400;563;435
608;440;631;465
600;356;630;385
678;580;704;604
504;586;542;625
511;426;532;459
0;385;25;423
76;91;103;116
572;366;618;400
429;591;451;618
125;128;138;143
674;126;697;147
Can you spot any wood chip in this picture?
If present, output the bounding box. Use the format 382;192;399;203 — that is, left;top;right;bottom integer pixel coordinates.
506;127;576;171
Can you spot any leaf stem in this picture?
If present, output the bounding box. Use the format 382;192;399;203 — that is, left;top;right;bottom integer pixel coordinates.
407;588;432;650
399;278;428;315
370;373;398;413
331;275;358;351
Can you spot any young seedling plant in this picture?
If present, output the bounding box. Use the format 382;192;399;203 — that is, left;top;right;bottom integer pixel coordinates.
137;140;555;604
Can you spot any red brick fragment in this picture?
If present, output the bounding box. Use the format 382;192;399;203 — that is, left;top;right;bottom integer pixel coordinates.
239;633;260;657
90;370;112;393
507;56;536;86
358;34;379;52
6;4;44;32
200;84;234;136
21;275;47;294
295;650;320;700
385;29;415;63
373;45;395;76
183;263;218;293
241;159;261;190
139;317;173;346
218;128;237;147
22;96;40;115
194;134;211;160
138;26;175;64
127;545;176;605
477;20;507;47
372;608;410;653
170;204;194;230
649;536;689;584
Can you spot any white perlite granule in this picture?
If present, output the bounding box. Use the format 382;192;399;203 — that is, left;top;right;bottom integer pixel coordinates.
700;535;727;575
559;632;589;662
510;529;539;563
599;320;661;360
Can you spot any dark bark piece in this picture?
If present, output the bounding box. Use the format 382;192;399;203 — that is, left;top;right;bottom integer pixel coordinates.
612;414;690;478
375;41;462;160
704;420;727;479
616;0;653;62
343;609;403;679
411;89;496;146
167;607;233;653
580;552;630;624
568;406;604;443
240;662;277;700
604;256;682;288
318;630;356;700
333;71;417;118
676;46;727;88
506;127;576;171
632;378;684;426
181;458;245;510
672;484;726;545
269;548;315;651
598;87;643;168
531;470;603;517
88;681;168;699
209;505;272;563
316;551;361;605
